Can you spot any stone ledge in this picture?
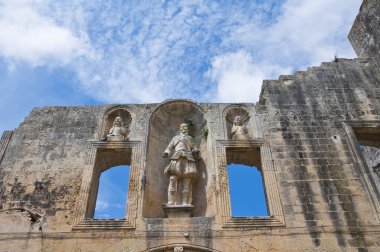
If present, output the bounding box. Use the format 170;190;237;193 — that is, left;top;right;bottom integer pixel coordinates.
90;140;141;148
223;216;285;228
163;205;194;218
72;219;134;230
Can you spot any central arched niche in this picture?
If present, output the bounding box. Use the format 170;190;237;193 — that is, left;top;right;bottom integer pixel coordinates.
143;100;209;218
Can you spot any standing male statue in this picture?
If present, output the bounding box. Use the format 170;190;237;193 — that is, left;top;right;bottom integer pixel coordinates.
163;123;199;206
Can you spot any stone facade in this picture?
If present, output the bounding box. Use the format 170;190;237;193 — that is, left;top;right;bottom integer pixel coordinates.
1;1;380;251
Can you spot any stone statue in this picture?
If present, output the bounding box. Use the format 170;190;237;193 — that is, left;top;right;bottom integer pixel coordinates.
105;116;129;141
231;116;249;140
163;123;199;206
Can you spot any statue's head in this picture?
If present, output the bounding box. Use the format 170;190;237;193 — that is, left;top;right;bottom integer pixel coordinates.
233;116;243;126
113;116;123;126
179;123;189;134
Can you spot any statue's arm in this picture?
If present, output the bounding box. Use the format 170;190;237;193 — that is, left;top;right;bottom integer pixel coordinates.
231;125;237;134
108;127;114;134
163;138;174;157
190;137;199;153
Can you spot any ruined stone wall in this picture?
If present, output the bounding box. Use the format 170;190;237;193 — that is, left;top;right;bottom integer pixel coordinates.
258;57;380;250
349;0;380;64
0;106;101;232
1;1;380;251
0;65;379;251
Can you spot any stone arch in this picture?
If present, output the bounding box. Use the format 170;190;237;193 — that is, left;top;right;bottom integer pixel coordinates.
100;105;133;140
143;99;209;218
145;243;221;252
222;105;251;140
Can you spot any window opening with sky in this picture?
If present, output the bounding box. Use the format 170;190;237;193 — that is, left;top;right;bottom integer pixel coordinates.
228;163;268;217
94;165;130;219
86;148;132;219
226;147;269;217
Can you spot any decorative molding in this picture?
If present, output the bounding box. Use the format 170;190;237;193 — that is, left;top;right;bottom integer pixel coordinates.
72;140;142;230
217;139;266;147
73;219;134;230
215;139;285;228
344;120;380;128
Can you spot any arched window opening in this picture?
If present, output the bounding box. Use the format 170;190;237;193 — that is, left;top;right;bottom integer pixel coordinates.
228;163;268;216
94;165;130;219
86;148;132;219
226;147;269;217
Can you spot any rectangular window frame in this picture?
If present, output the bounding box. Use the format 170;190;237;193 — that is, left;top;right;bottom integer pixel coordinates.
72;141;142;230
216;139;285;228
343;120;380;219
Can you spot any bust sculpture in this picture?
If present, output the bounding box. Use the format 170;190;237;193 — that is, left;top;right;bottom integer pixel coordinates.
231;116;249;140
163;123;199;206
105;116;129;141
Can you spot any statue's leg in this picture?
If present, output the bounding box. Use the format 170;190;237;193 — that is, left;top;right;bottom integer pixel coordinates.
168;175;177;205
181;177;192;205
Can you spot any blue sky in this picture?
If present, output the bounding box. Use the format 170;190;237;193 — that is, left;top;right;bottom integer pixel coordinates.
94;165;129;219
94;164;268;218
228;164;268;216
0;0;362;218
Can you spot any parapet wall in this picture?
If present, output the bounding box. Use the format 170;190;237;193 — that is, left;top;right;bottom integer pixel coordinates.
349;0;380;63
259;57;380;250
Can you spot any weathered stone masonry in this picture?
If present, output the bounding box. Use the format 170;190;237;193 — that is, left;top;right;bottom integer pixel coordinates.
1;1;380;251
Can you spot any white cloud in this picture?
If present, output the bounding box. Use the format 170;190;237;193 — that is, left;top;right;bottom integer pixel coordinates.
0;0;93;66
91;166;129;218
94;199;124;212
94;200;109;211
207;51;290;102
267;0;360;65
207;0;361;102
0;0;362;104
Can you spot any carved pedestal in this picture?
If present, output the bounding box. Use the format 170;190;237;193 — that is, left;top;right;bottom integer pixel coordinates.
106;135;125;141
163;205;194;218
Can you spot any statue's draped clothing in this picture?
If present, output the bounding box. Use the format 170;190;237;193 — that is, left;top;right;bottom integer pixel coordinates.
164;134;197;177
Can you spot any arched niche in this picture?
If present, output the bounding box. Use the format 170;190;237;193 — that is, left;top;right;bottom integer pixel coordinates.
223;105;251;140
101;106;132;140
143;100;209;218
